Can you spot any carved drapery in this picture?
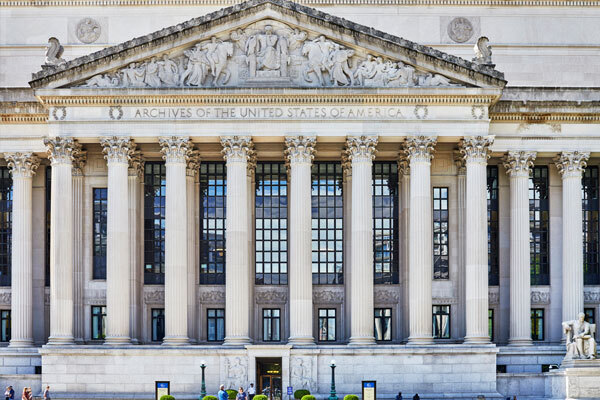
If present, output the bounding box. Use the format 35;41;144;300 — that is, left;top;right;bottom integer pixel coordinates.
502;151;536;177
403;135;437;163
344;135;378;164
101;136;135;164
459;135;494;164
159;136;193;163
554;151;590;178
221;136;255;163
4;153;40;178
44;137;82;165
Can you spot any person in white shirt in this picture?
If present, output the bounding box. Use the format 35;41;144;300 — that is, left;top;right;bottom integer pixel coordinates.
247;384;255;400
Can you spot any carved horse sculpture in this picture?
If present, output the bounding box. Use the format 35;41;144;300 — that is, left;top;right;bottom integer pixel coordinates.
301;41;330;86
212;41;234;86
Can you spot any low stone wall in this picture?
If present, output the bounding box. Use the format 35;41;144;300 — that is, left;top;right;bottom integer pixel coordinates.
497;373;546;398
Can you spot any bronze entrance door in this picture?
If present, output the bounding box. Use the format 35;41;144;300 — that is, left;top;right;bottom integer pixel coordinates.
256;358;282;400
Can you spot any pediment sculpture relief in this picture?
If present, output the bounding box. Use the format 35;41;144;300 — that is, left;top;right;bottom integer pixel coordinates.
78;20;463;89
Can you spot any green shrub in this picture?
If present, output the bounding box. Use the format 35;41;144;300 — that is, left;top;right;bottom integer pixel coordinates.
344;395;359;400
203;396;218;400
301;395;316;400
254;395;268;400
294;390;310;400
160;396;175;400
226;390;237;399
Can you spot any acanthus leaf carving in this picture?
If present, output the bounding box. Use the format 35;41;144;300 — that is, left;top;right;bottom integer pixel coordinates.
255;290;288;303
313;289;343;304
144;290;165;303
530;290;550;305
200;290;226;303
502;151;536;177
554;151;590;178
4;153;41;179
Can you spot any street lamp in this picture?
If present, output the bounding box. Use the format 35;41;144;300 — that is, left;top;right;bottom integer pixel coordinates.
328;359;338;400
200;360;207;400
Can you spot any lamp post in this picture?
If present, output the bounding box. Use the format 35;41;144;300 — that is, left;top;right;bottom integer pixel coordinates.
200;360;207;400
328;359;338;400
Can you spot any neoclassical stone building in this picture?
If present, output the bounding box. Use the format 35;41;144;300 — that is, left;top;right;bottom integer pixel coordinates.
0;0;599;399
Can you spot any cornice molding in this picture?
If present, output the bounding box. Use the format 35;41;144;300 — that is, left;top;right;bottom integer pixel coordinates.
490;112;600;123
0;113;48;124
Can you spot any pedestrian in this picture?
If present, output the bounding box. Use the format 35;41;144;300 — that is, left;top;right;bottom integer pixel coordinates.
43;386;51;400
412;395;419;400
26;389;32;400
4;386;10;400
395;392;402;400
218;385;228;400
236;387;246;400
247;384;255;400
8;386;14;400
20;389;27;400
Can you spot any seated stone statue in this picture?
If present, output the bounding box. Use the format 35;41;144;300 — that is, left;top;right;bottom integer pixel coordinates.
562;313;597;360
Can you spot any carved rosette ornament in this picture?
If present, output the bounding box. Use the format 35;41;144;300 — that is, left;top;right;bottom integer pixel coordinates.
159;136;193;164
221;136;255;163
502;151;537;177
43;137;82;165
459;135;494;164
344;135;378;164
284;136;316;165
186;150;201;178
101;136;135;165
128;151;145;179
554;151;590;179
403;135;437;163
4;153;40;178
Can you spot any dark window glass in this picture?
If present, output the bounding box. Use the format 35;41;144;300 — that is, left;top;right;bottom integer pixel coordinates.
262;308;281;342
374;308;392;341
151;308;165;342
433;187;449;280
487;166;499;286
489;309;494;342
200;162;227;285
207;308;225;342
0;310;10;342
0;167;11;287
92;188;108;280
433;305;451;339
582;167;600;285
91;305;106;340
255;163;288;285
45;166;51;287
373;163;399;284
531;309;544;341
311;162;343;285
318;308;336;341
584;308;595;325
530;166;550;285
144;162;166;285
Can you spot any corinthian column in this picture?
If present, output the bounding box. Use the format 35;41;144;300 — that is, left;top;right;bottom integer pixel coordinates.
101;136;135;344
503;151;536;346
346;135;378;346
128;152;144;343
160;136;192;345
72;151;87;344
186;151;200;343
285;136;316;345
555;151;589;322
5;153;40;347
405;135;436;345
222;136;254;345
460;136;494;343
44;137;81;345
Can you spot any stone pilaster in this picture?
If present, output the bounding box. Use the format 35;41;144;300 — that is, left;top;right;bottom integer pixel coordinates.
186;151;200;343
285;136;316;345
453;151;467;340
554;151;589;323
72;150;86;344
128;151;144;343
160;136;192;345
397;155;410;340
460;136;494;343
346;135;378;345
4;153;40;347
221;136;254;345
404;135;436;344
101;136;135;344
503;150;536;346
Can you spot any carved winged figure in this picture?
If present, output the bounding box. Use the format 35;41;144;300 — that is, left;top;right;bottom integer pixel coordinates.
45;37;66;66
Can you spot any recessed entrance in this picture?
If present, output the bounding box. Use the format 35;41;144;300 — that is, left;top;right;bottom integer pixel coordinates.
256;358;282;400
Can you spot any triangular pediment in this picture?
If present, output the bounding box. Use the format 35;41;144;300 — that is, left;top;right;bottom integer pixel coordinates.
29;0;505;90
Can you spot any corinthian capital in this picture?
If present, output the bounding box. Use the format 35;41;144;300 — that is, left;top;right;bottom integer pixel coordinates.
101;136;135;164
221;136;254;163
43;137;82;165
285;136;316;165
345;136;378;163
72;150;87;176
403;135;437;163
459;136;494;164
554;151;590;178
502;151;536;177
397;153;410;176
129;151;145;178
4;153;40;178
186;150;201;177
159;136;193;164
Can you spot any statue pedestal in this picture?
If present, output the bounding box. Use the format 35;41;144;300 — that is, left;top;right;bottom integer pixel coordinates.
546;359;600;399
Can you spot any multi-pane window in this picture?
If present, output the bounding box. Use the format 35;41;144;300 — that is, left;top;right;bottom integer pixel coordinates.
584;308;595;325
531;309;544;341
91;305;106;340
0;168;11;287
530;166;550;285
45;166;51;287
0;310;10;342
487;166;499;286
255;163;288;285
433;187;449;280
582;167;600;285
151;308;165;342
262;308;281;342
207;308;225;342
92;188;108;280
200;162;226;285
373;163;399;284
433;305;451;339
311;163;343;285
489;309;494;342
144;162;166;285
374;308;392;341
318;308;336;341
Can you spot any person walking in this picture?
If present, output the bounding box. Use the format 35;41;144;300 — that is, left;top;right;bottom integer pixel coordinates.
247;384;255;400
218;385;228;400
4;386;10;400
8;386;14;400
236;387;246;400
43;386;51;400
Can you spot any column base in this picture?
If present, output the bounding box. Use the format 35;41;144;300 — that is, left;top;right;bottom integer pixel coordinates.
104;336;131;345
348;336;376;346
288;336;315;346
223;336;251;346
463;335;491;344
47;335;75;345
162;336;190;346
407;335;434;345
508;337;533;346
8;339;34;348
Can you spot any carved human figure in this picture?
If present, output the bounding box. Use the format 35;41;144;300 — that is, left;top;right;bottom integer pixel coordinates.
291;358;313;391
287;28;308;54
257;25;281;71
329;48;355;86
209;41;233;85
44;37;66;66
82;74;120;88
418;72;455;86
230;29;248;53
301;36;337;86
121;63;146;87
157;54;179;86
180;44;208;86
563;313;597;360
226;357;246;389
144;57;161;88
353;55;376;86
201;37;222;77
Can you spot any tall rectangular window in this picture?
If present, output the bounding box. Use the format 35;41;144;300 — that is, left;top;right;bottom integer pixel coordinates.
92;188;108;280
531;309;544;341
374;308;392;341
489;309;494;342
318;308;336;341
373;163;399;284
0;310;10;342
433;187;449;280
0;167;12;287
584;308;595;325
255;163;288;285
200;162;227;285
207;308;225;342
311;163;343;285
582;166;600;285
262;308;281;342
433;305;451;339
530;166;550;285
91;305;106;340
45;166;51;287
487;166;499;286
144;162;166;285
151;308;165;342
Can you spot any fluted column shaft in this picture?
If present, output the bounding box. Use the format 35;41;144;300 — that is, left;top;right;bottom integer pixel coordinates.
187;152;200;343
504;151;536;346
128;153;143;343
406;136;436;344
286;136;316;345
5;153;39;347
